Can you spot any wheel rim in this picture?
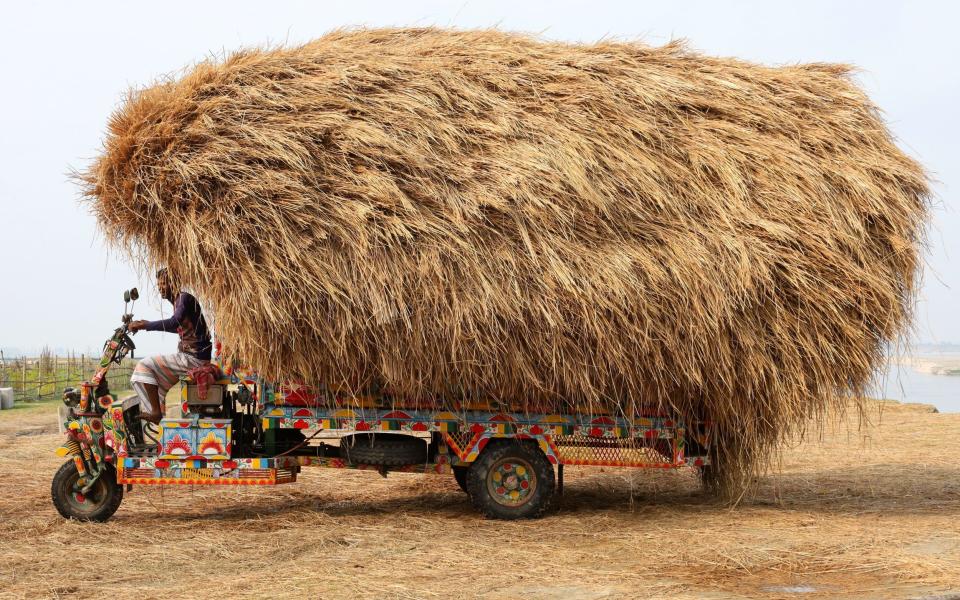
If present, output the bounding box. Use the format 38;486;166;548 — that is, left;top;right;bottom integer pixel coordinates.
61;471;110;516
486;457;536;507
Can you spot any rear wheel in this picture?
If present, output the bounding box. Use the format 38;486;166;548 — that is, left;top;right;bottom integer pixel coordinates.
452;465;468;493
51;460;123;522
465;440;555;519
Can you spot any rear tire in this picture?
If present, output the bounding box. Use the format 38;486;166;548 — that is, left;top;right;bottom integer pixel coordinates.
452;465;468;493
466;440;555;519
341;433;428;466
51;460;123;522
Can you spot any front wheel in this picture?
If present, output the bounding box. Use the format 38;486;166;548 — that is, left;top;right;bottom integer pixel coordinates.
51;460;123;522
465;440;555;519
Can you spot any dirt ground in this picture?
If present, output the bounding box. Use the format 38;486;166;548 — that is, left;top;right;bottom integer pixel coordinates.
1;399;958;600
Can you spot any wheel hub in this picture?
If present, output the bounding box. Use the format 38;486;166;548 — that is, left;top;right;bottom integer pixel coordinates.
487;458;536;507
65;475;105;514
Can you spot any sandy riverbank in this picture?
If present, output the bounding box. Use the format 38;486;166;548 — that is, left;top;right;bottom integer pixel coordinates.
899;355;960;376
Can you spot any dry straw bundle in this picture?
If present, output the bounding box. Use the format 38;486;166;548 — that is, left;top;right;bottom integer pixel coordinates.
84;28;929;492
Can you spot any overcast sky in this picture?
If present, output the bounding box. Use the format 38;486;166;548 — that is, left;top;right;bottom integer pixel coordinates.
0;0;956;358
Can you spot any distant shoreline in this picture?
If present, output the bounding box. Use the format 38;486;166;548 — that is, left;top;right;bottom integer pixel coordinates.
900;355;960;376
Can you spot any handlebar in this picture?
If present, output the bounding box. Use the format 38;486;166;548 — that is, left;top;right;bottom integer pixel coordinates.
102;313;139;363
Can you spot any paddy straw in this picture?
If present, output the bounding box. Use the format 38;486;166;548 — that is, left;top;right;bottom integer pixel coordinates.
81;28;930;494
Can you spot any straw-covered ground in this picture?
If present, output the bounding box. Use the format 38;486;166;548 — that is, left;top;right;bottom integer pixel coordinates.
1;399;958;600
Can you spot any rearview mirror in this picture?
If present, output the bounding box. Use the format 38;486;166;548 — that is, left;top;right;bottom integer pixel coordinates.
124;290;130;303
130;287;139;301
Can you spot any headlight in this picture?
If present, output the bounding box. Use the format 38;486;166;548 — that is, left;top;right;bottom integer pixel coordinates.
62;387;81;408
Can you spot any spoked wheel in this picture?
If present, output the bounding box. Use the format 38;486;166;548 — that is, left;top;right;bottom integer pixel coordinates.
466;440;555;519
51;460;123;522
452;465;468;493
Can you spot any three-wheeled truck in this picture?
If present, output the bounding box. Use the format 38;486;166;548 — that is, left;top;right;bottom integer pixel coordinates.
52;289;713;521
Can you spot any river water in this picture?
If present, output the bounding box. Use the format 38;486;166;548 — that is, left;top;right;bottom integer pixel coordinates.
868;360;960;413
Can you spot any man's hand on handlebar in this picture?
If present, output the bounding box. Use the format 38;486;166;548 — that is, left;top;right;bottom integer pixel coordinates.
128;320;148;332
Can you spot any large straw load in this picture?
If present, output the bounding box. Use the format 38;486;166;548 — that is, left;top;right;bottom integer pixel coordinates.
84;28;929;493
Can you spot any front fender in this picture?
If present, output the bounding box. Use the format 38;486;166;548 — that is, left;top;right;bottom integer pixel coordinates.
55;439;82;457
56;419;85;457
56;418;82;456
56;434;107;480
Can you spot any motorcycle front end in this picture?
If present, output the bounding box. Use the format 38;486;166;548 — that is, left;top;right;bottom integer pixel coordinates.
50;288;139;522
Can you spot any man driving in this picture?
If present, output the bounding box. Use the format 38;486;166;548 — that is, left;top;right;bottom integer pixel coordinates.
128;268;211;423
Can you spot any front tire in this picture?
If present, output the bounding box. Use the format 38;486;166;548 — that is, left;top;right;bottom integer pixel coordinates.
465;440;555;519
51;460;123;522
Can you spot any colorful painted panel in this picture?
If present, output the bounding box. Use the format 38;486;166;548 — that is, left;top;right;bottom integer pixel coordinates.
158;418;231;460
116;453;450;486
259;405;682;442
